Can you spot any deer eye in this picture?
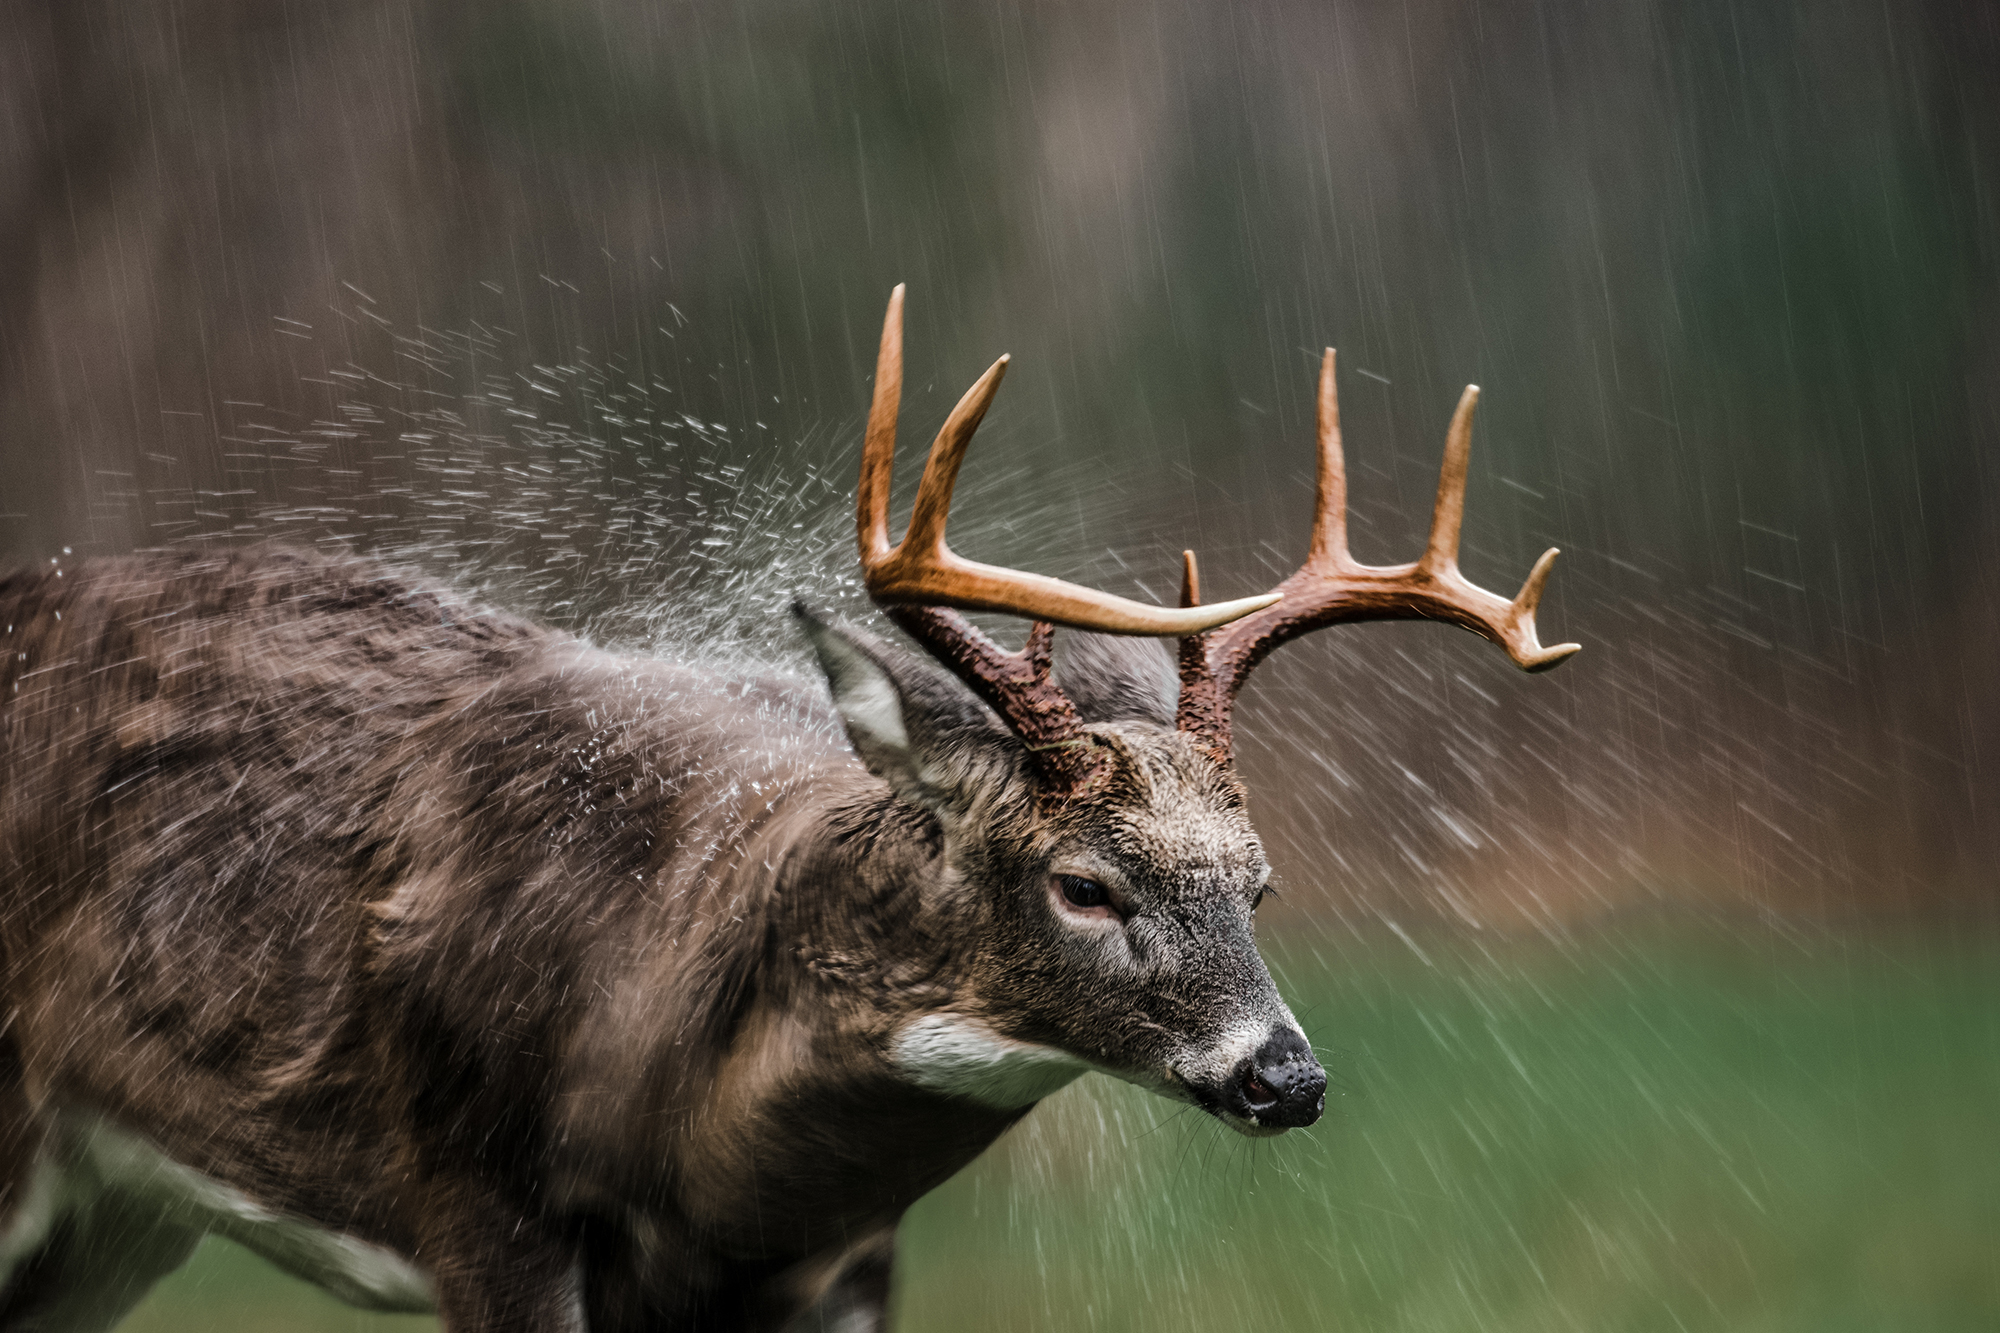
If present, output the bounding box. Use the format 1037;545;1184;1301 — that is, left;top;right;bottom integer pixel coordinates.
1057;875;1109;910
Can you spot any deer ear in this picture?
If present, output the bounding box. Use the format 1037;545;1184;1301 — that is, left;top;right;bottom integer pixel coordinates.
793;604;1015;814
1053;631;1178;726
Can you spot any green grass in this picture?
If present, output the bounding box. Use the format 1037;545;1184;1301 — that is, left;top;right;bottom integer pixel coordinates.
121;922;2000;1332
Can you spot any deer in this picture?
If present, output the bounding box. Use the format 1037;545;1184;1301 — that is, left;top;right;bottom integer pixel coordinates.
0;285;1577;1332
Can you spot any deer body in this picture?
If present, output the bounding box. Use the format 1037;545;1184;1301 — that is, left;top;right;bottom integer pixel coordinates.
1;287;1575;1331
0;544;1300;1330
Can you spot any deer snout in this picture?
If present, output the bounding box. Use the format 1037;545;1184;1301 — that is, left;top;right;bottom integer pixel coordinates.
1226;1027;1325;1129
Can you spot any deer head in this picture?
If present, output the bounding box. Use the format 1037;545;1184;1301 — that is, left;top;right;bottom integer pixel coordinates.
796;286;1577;1135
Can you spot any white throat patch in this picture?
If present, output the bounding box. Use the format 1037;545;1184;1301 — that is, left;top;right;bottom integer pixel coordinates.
889;1014;1089;1109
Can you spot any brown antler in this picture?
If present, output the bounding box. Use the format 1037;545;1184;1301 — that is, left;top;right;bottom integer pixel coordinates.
860;286;1277;634
859;285;1278;788
1177;349;1580;762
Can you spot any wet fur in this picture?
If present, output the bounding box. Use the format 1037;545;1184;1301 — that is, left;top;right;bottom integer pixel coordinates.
0;544;1297;1330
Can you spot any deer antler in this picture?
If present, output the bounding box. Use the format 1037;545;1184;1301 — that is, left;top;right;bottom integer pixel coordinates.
1177;349;1580;761
858;285;1278;789
860;286;1277;635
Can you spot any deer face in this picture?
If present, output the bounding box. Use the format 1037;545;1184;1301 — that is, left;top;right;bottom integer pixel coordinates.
806;286;1576;1138
801;615;1324;1136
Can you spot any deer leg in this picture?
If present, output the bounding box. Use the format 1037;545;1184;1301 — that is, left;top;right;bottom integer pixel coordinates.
574;1224;897;1333
411;1186;584;1333
773;1227;897;1333
0;1183;201;1333
1;1088;201;1333
0;1037;51;1298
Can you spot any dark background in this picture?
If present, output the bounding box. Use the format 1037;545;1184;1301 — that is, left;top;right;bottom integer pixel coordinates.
3;0;1996;927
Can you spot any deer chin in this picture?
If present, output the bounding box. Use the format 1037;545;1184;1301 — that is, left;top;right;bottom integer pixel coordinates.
887;1013;1090;1109
887;1013;1315;1137
1206;1107;1295;1140
1085;1060;1294;1139
1160;1018;1319;1139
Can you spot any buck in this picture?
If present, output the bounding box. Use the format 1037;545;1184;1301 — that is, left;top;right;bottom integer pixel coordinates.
0;287;1577;1332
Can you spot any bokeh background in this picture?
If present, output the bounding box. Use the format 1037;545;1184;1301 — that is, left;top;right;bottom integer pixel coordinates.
3;1;1997;1329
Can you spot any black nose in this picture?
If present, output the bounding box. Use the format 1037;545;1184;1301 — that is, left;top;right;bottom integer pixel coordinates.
1229;1027;1325;1128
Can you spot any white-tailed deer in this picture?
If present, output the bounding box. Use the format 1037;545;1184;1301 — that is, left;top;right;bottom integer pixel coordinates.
0;286;1576;1331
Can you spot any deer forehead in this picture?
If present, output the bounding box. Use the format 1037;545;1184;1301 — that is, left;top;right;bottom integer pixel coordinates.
1065;732;1264;884
1099;805;1261;886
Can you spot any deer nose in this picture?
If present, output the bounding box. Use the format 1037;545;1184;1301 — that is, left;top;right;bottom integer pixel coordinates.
1230;1027;1325;1128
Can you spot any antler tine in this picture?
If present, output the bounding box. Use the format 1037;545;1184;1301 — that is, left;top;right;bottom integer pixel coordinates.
1307;349;1349;571
899;355;1009;562
1426;387;1579;670
1180;549;1201;608
857;284;905;566
1420;384;1478;575
855;289;1278;636
1506;548;1582;672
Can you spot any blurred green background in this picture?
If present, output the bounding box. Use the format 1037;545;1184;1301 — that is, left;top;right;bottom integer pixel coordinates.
123;924;2000;1331
4;0;1997;1327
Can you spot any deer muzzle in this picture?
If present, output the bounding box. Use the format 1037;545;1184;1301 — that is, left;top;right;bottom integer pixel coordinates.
1216;1026;1326;1130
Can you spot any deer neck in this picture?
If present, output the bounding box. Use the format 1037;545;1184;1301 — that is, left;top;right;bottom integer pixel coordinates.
552;768;1044;1260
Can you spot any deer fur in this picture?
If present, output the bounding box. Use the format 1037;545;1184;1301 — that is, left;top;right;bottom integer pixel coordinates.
0;543;1313;1332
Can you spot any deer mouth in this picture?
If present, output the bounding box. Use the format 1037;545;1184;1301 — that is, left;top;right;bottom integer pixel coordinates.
1175;1024;1327;1135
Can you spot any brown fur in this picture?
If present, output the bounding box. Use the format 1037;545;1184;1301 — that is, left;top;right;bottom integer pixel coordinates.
0;543;1313;1331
